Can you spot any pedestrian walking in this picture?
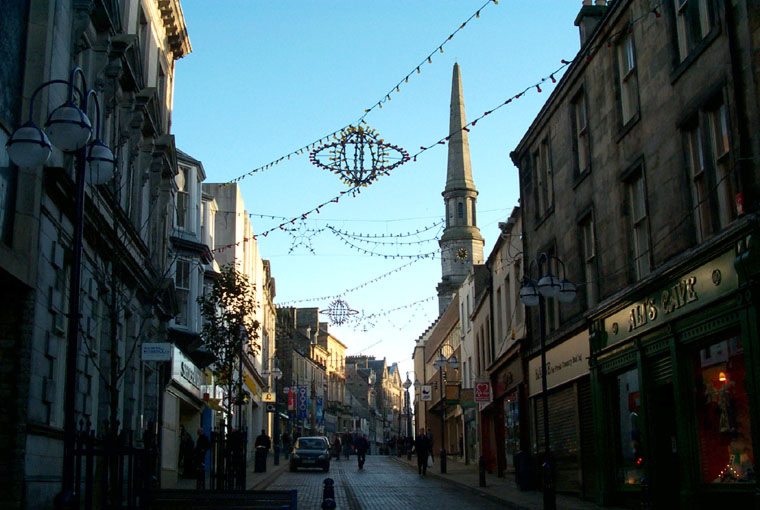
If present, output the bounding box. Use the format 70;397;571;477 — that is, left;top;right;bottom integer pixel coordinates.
332;434;342;461
254;429;271;473
414;430;431;477
342;432;352;459
282;431;292;459
355;434;369;470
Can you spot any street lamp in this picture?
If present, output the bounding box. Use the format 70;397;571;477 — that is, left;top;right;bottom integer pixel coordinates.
403;372;420;439
520;253;576;510
5;67;115;509
433;345;458;474
263;357;283;465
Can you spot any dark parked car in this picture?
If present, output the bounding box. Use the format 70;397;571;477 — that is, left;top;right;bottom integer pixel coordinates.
289;436;330;472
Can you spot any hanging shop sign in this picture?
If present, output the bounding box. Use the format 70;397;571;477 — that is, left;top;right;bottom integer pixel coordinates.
602;250;737;347
474;382;492;403
420;385;433;401
288;388;296;410
528;331;589;397
262;392;276;403
142;342;172;361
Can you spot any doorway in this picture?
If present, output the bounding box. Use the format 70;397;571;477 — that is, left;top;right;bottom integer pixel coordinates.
648;383;679;508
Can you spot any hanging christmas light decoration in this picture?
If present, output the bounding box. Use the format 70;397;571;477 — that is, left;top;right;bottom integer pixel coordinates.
320;298;359;326
310;124;410;187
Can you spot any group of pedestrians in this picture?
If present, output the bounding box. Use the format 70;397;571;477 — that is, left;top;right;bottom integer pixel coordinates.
177;425;211;485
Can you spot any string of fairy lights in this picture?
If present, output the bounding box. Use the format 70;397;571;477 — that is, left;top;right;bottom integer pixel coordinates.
277;259;423;306
225;0;500;185
216;2;666;329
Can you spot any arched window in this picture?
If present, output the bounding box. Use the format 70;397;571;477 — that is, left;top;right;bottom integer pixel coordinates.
457;201;464;219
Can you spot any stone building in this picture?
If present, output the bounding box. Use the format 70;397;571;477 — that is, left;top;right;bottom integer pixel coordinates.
0;1;190;507
511;1;760;507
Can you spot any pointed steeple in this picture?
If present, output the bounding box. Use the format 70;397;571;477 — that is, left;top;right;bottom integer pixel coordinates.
437;63;484;315
446;63;475;193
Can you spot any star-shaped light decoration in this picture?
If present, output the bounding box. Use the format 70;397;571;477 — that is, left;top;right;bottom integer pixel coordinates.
286;219;323;254
309;124;410;187
320;298;359;326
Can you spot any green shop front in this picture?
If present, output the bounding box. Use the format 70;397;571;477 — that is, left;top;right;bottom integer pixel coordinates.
589;249;759;508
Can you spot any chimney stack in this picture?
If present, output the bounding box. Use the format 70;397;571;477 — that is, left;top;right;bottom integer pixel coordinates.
575;0;608;47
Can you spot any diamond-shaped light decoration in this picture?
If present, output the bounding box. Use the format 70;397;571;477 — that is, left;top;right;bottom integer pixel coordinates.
310;124;409;187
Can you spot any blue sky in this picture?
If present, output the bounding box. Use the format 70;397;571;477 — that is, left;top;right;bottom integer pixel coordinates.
172;1;583;377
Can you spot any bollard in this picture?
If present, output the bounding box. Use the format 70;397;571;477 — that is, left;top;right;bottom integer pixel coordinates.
478;455;486;487
322;477;336;509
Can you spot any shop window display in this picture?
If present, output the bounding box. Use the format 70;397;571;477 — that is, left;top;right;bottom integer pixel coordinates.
615;368;644;485
504;393;520;460
694;336;754;483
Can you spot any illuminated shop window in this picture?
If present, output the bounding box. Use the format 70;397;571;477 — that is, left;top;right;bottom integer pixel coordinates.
695;336;755;483
615;368;644;485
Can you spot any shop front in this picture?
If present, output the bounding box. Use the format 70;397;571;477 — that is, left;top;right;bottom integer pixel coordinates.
590;249;759;508
488;346;525;477
162;346;206;486
527;330;591;495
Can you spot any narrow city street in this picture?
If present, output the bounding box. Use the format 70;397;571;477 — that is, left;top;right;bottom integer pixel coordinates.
268;456;502;510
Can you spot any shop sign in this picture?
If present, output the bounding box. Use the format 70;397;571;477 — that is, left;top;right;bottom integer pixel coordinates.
460;388;477;408
474;382;492;403
528;331;590;397
420;385;432;401
603;250;737;347
262;392;275;402
142;342;172;361
170;347;203;399
287;388;296;410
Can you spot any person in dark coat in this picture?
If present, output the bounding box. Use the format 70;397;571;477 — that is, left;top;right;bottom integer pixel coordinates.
282;431;292;459
254;429;271;472
414;430;431;477
354;434;369;470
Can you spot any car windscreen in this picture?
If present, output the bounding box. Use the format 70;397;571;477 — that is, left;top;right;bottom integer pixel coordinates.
296;438;326;450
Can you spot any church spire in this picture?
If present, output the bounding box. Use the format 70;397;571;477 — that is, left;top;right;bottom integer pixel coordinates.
437;63;484;315
445;62;475;193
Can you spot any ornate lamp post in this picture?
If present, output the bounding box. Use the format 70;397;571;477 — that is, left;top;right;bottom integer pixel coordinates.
433;344;458;474
519;253;576;510
403;372;420;438
5;67;115;509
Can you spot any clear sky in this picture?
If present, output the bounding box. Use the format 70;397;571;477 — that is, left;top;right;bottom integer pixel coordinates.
172;1;583;380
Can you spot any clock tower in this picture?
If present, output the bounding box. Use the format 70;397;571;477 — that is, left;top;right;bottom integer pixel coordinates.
437;63;484;314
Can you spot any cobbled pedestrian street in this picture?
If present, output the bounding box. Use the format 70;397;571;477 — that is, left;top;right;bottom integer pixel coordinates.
269;456;504;510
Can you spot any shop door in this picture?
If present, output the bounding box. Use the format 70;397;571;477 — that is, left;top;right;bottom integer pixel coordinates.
649;383;679;508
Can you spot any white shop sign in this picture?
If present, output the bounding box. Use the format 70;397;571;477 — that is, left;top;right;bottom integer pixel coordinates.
528;331;590;397
171;346;203;399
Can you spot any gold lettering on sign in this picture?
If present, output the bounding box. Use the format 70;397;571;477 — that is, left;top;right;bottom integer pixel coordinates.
628;298;656;332
661;276;698;314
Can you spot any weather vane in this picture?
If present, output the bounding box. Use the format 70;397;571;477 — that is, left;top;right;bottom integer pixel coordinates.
309;124;409;187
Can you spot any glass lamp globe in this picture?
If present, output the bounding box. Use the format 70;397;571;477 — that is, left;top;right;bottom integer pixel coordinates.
448;355;459;369
6;122;52;167
519;282;540;307
86;139;116;185
558;279;577;303
45;101;92;151
537;274;561;298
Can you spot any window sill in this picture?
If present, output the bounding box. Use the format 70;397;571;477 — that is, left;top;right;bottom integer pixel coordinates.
616;112;640;144
572;168;591;190
670;29;721;85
